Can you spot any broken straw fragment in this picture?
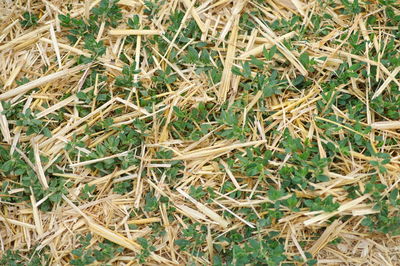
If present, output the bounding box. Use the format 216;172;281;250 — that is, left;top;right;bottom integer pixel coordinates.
0;64;89;101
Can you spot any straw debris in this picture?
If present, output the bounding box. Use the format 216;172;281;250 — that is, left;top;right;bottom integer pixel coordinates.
0;0;399;265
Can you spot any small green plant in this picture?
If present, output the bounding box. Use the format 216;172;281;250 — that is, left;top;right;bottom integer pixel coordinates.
0;248;49;266
304;195;340;212
91;0;122;28
71;234;123;265
216;108;250;142
47;178;71;204
83;35;106;59
154;149;183;181
136;237;156;263
152;67;177;87
299;52;317;72
144;192;159;212
20;12;39;28
175;223;207;257
115;63;140;88
213;231;287;266
189;186;206;200
80;184;96;200
143;0;165;19
113;180;132;195
0;250;23;265
340;0;362;14
16;109;52;137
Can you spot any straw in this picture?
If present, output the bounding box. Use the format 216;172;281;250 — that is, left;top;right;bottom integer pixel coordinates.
1;0;399;265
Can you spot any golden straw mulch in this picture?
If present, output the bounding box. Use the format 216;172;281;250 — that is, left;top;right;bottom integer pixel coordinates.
0;0;400;265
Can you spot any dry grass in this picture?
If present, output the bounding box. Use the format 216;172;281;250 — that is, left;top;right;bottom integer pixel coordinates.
0;0;399;265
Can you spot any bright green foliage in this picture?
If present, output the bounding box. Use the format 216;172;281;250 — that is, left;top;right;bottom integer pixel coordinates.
16;109;52;137
136;238;156;263
214;232;287;266
115;63;140;87
304;195;340;212
0;248;49;266
91;0;122;28
20;12;38;28
70;234;123;265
